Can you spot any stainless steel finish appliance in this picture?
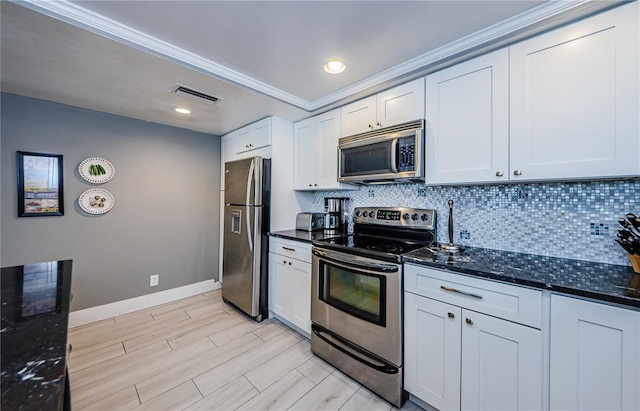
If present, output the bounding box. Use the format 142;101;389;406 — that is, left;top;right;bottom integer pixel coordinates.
296;212;324;231
311;207;437;407
222;157;270;322
323;197;349;235
338;120;425;184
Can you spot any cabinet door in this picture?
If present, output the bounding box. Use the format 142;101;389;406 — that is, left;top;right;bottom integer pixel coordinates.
550;295;640;411
404;292;461;411
376;78;425;129
220;131;237;189
461;309;542;411
510;2;639;181
268;253;291;316
290;258;312;336
340;95;376;137
425;50;509;184
314;110;342;189
293;118;314;190
249;117;271;150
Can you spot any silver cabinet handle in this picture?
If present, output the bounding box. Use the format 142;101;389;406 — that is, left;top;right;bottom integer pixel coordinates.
513;170;522;176
282;246;296;252
466;318;474;325
495;171;503;177
440;285;483;299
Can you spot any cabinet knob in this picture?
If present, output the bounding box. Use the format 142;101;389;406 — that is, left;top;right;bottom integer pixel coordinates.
513;170;522;176
495;171;504;177
465;318;474;325
377;121;381;127
447;312;455;319
368;124;373;129
288;262;292;266
314;183;318;186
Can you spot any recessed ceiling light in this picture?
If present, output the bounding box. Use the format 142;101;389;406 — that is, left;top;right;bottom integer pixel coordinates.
175;107;191;114
323;60;346;74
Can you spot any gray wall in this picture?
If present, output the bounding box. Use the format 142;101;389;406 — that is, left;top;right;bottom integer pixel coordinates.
1;93;221;311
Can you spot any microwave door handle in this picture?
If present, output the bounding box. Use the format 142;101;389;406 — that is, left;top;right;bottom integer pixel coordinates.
390;138;398;173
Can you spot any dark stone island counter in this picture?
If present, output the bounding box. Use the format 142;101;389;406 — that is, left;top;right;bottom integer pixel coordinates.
1;260;73;411
403;245;639;309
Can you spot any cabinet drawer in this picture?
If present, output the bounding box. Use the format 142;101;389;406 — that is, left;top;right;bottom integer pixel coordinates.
405;263;542;328
269;237;312;264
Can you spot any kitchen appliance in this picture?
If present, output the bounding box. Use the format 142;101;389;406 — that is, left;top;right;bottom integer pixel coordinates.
338;120;425;184
311;206;437;407
222;157;270;322
323;197;349;235
296;212;324;231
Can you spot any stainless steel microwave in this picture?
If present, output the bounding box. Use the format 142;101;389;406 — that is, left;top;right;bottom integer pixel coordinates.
338;120;425;184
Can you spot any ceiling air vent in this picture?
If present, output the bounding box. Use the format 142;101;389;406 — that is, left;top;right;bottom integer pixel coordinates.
170;84;221;105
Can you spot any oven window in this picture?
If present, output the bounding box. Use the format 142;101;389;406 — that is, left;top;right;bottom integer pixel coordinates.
319;261;386;327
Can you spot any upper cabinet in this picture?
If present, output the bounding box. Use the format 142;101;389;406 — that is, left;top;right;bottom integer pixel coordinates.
509;2;639;181
236;117;272;155
425;2;639;185
340;78;425;137
425;49;509;184
294;109;356;191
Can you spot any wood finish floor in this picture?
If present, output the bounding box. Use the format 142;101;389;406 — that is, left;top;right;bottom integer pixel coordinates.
67;289;424;411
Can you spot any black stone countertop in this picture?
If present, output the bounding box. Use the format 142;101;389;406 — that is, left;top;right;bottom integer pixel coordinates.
403;245;640;309
1;260;73;411
269;229;336;244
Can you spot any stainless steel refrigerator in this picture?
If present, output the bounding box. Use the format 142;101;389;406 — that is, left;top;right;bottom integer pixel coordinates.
222;156;270;322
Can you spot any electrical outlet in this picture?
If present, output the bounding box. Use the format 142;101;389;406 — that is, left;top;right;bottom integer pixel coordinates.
150;274;159;287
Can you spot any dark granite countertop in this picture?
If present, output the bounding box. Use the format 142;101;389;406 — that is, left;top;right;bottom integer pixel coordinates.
1;260;73;411
403;245;640;309
269;229;335;244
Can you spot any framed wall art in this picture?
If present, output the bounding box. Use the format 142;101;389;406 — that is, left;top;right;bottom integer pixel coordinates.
17;151;64;217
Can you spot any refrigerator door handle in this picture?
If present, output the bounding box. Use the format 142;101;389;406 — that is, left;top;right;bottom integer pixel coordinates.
245;158;255;252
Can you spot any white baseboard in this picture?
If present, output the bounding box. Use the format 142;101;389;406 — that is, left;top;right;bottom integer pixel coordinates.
68;280;220;328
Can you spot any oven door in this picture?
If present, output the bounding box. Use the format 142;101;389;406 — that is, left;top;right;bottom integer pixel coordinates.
311;247;402;366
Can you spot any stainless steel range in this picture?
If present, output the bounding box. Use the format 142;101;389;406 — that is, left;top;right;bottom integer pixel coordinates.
311;207;437;407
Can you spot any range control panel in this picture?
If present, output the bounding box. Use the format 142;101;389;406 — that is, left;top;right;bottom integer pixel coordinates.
353;207;436;229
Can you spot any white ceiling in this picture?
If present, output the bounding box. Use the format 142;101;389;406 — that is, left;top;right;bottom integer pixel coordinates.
0;0;621;136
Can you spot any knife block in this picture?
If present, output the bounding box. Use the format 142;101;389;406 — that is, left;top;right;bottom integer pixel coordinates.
629;254;640;274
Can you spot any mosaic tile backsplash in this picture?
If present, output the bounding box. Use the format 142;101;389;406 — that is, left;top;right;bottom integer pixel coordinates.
312;180;640;266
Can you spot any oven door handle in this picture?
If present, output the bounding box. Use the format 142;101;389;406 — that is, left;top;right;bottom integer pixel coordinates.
312;324;398;374
312;249;399;273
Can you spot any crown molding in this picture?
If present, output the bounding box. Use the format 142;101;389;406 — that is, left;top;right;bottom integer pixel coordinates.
16;0;599;112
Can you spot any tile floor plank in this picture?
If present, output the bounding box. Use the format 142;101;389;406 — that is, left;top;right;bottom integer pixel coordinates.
236;369;315;411
66;290;424;411
290;370;361;411
135;332;262;403
183;376;258;411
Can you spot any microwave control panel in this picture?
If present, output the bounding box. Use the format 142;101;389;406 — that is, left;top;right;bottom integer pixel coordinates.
397;137;415;172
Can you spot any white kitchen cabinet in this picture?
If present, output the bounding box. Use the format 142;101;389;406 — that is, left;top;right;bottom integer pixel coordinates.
549;294;640;411
425;49;509;184
220;131;237;189
340;78;425;137
404;264;543;411
424;2;639;185
293;109;357;191
509;1;639;181
236;117;272;155
268;237;312;337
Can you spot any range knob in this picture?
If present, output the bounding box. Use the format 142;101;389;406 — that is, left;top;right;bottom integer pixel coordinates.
368;211;376;218
421;214;430;221
403;213;410;220
411;213;419;221
355;210;361;217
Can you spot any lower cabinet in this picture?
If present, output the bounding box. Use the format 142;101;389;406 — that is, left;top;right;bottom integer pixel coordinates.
404;264;543;411
549;294;640;411
268;237;312;336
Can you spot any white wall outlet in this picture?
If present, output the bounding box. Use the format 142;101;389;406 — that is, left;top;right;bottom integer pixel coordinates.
150;274;159;287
